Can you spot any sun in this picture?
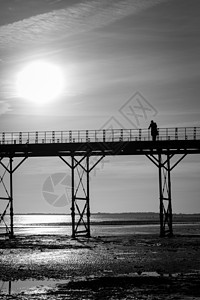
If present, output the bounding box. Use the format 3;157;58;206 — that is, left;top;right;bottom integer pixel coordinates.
16;61;64;104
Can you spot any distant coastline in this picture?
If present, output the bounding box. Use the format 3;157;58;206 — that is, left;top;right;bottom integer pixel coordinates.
15;212;200;216
14;212;200;223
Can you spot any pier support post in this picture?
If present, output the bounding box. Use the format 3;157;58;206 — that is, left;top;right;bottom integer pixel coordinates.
9;158;14;238
71;156;75;238
0;157;27;238
158;153;173;237
71;155;91;238
60;154;104;238
146;152;187;237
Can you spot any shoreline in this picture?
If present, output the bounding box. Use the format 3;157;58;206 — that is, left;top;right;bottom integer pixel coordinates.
0;234;200;299
0;225;200;299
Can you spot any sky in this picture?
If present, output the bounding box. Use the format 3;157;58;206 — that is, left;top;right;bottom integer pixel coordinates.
0;0;200;214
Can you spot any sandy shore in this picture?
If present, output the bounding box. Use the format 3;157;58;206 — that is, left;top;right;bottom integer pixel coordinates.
0;230;200;299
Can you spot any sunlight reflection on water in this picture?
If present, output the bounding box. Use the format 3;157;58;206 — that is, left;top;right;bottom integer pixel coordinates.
0;214;160;236
0;215;200;236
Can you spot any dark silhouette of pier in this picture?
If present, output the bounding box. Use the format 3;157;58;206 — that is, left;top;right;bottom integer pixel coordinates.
0;127;200;238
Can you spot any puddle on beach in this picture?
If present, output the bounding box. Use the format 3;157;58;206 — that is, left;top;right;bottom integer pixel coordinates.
0;279;67;295
0;272;179;295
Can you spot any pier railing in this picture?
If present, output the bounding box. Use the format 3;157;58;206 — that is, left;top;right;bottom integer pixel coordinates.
0;127;199;145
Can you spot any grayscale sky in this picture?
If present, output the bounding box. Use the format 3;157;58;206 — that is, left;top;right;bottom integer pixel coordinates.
0;0;200;213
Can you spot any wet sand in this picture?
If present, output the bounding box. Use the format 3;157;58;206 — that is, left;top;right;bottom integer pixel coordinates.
0;227;200;299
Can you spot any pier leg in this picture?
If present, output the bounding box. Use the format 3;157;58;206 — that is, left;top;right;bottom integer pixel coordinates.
60;154;104;238
9;158;14;239
158;153;173;237
71;155;91;237
0;158;14;238
158;154;164;237
146;153;187;237
86;155;90;238
0;157;27;238
71;156;75;238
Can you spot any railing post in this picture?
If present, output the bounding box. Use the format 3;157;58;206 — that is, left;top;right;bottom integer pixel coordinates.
175;128;178;140
19;132;22;144
139;129;141;141
94;130;97;142
61;131;63;143
185;127;187;140
194;127;196;140
103;130;105;142
52;131;55;143
35;132;38;143
69;131;72;143
2;132;5;144
120;129;123;141
86;130;89;142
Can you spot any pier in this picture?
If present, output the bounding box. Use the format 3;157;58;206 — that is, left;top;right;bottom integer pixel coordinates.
0;127;200;238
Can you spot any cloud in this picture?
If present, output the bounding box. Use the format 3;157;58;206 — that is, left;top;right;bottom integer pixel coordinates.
0;100;12;115
0;0;168;51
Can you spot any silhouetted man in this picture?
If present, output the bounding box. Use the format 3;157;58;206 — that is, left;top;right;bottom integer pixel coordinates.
148;120;158;141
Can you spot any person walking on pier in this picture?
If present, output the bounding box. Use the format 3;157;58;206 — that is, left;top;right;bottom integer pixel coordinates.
148;120;158;141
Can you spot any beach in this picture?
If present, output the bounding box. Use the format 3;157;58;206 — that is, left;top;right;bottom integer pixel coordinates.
0;216;200;299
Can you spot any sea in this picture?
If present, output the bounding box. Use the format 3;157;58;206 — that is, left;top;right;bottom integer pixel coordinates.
1;213;200;236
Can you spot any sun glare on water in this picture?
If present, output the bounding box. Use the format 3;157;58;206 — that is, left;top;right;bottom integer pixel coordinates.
16;61;64;105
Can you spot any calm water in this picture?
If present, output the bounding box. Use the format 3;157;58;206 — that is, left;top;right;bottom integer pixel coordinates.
0;214;199;236
0;214;160;236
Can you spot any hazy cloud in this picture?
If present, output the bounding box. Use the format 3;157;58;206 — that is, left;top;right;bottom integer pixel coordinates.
0;100;12;115
0;0;168;51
